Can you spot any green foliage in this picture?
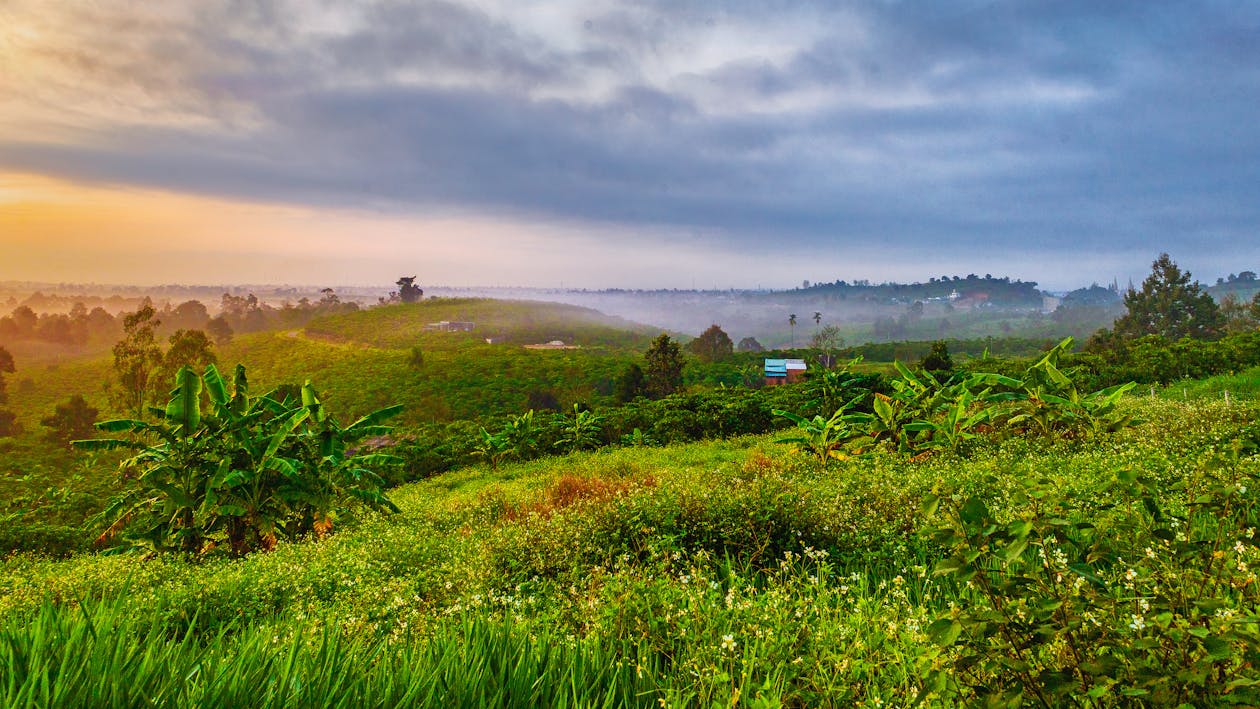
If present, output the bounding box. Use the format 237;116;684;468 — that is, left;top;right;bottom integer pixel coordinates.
0;344;14;405
408;345;425;368
206;315;233;345
776;338;1140;462
109;304;164;419
687;324;734;363
556;404;605;453
472;427;513;471
152;329;216;404
1111;252;1225;342
920;440;1260;706
0;345;16;436
773;398;873;465
75;363;401;556
920;340;954;373
39;395;99;447
644;333;684;399
5;398;1260;704
614;362;646;403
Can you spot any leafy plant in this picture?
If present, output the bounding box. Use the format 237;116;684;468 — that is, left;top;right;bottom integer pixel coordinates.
773;398;873;465
74;363;402;556
919;444;1260;706
473;428;513;471
555;405;604;453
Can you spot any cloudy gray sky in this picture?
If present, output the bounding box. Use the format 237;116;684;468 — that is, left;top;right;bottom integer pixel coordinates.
1;0;1257;289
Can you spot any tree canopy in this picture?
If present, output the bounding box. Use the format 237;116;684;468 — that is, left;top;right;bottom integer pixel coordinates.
395;277;424;303
687;324;734;363
644;334;684;399
1110;253;1224;341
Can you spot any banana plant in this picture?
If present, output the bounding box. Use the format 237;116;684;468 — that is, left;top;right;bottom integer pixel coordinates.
774;397;874;466
503;409;540;460
75;363;402;556
472;427;513;470
905;388;992;453
555;405;604;453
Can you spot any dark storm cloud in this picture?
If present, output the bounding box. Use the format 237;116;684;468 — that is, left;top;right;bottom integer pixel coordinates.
3;0;1259;272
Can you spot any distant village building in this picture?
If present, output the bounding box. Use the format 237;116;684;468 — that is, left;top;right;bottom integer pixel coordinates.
423;321;475;332
524;340;580;350
764;358;807;386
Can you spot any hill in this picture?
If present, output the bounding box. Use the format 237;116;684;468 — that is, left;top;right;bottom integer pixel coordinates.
4;393;1260;705
303;298;660;351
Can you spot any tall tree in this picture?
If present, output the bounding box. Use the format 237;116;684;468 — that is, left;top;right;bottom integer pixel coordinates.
643;334;684;399
41;395;99;447
109;304;163;418
0;346;16;436
810;324;845;351
206;315;234;345
920;340;954;373
1111;253;1224;341
788;313;797;347
0;345;13;406
395;276;424;303
153;330;217;403
686;324;734;363
614;362;646;403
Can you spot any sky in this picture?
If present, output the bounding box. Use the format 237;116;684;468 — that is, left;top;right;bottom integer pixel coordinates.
1;0;1258;291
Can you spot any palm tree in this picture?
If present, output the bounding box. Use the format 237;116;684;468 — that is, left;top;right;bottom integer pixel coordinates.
813;311;822;326
788;313;797;348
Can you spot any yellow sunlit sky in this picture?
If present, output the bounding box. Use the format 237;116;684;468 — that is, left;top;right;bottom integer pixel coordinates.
2;1;1258;290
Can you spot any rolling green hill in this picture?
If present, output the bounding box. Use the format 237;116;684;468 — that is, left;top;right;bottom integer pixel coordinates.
304;298;661;351
4;395;1260;705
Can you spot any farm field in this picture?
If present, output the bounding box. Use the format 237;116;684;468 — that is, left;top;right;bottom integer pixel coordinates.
4;388;1260;706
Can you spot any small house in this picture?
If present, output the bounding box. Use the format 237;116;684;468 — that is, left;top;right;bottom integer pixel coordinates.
764;358;807;386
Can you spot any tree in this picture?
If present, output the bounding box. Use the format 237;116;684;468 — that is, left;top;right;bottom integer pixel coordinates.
206;315;234;345
644;334;684;399
737;337;765;353
810;324;845;351
109;305;163;418
788;313;797;347
920;340;954;373
615;362;646;402
1111;253;1224;341
813;312;822;326
1220;293;1259;334
395;276;424;303
0;346;16;436
153;330;216;403
40;395;99;447
0;345;13;405
687;324;734;363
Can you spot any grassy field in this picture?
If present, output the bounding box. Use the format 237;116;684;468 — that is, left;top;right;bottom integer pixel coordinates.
4;393;1260;705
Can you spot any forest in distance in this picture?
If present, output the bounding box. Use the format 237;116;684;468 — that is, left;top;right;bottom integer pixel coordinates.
3;253;1260;706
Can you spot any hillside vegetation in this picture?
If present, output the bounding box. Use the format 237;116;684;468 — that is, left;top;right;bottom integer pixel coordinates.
304;298;660;350
3;393;1260;705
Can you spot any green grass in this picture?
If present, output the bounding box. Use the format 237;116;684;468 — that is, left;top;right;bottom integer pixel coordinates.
4;396;1259;704
1157;365;1260;401
304;299;661;351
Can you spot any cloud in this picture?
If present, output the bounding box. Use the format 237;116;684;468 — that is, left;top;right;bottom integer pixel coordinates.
2;0;1259;286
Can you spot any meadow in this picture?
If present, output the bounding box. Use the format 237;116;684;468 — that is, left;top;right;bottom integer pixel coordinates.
4;389;1260;705
4;299;1260;705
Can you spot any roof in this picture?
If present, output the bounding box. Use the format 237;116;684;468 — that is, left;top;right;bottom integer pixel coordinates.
765;358;806;376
